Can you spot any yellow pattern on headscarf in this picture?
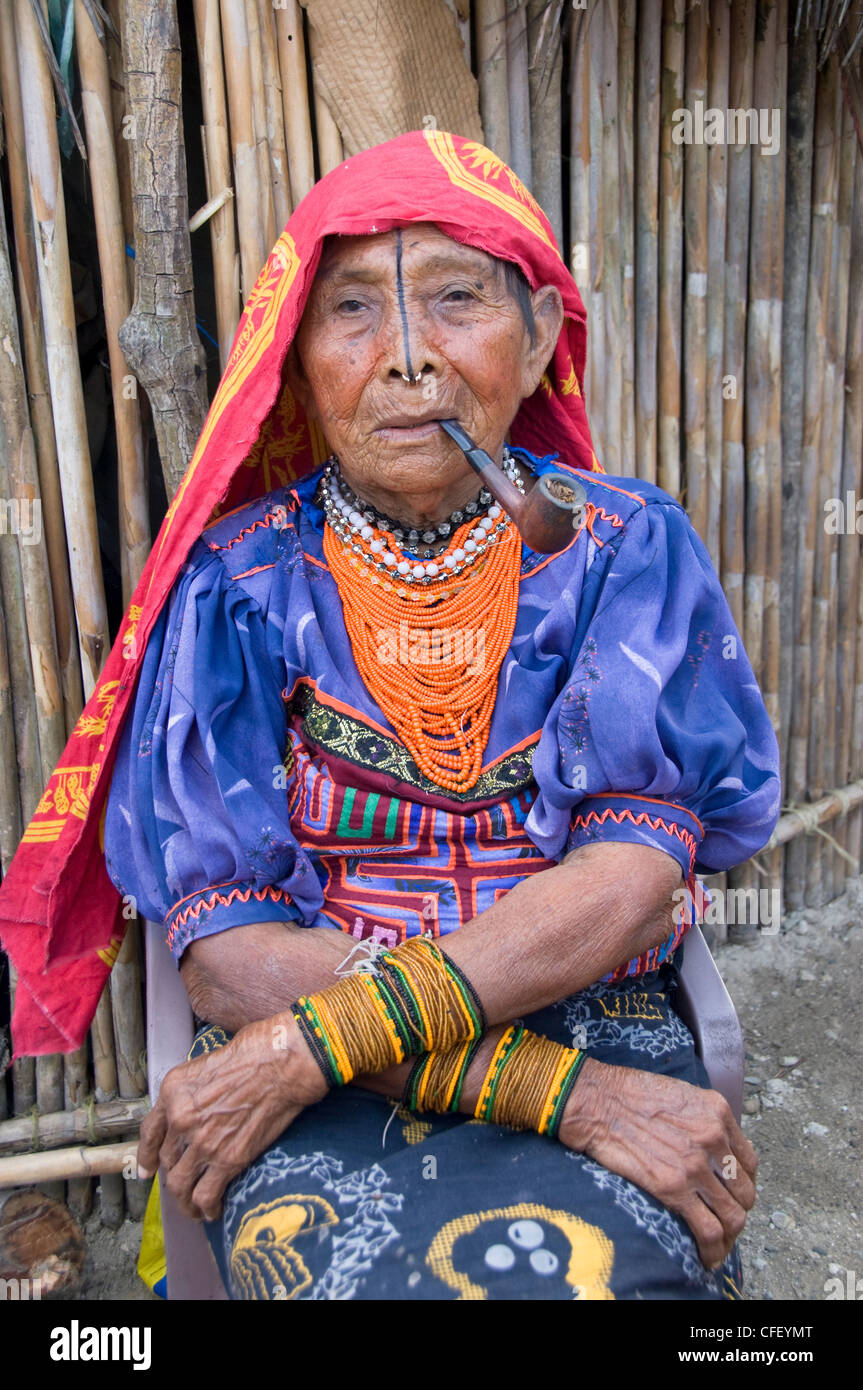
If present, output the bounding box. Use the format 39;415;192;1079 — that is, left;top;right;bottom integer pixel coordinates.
152;231;302;568
424;131;559;256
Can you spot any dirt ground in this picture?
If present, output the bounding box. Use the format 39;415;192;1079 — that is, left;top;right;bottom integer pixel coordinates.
51;871;862;1302
717;870;862;1301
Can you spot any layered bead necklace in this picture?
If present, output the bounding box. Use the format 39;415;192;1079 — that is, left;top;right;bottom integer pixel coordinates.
321;453;524;792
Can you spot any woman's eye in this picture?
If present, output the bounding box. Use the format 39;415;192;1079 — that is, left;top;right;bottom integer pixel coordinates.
335;298;367;314
441;288;475;304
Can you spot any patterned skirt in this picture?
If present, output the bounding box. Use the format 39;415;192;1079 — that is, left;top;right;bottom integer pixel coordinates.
193;952;743;1301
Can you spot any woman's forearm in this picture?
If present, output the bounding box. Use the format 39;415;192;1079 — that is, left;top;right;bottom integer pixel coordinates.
181;920;507;1109
181;920;356;1030
182;838;682;1065
439;838;683;1026
183;839;680;1033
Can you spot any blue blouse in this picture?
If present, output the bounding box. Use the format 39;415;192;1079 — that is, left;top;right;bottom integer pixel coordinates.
104;450;781;974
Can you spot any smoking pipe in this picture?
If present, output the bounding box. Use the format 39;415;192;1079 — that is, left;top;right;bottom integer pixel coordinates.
438;419;586;555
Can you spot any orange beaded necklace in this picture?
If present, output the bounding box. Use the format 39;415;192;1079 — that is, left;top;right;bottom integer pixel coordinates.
322;472;522;793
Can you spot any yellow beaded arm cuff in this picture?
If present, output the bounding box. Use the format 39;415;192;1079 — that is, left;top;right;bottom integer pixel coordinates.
405;1025;586;1141
291;935;486;1088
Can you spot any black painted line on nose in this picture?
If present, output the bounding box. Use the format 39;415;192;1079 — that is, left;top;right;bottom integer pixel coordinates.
395;229;415;381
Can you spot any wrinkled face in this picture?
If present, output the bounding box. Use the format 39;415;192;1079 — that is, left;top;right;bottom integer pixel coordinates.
287;224;562;523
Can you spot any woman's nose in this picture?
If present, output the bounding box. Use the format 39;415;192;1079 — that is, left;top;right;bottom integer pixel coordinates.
379;299;438;385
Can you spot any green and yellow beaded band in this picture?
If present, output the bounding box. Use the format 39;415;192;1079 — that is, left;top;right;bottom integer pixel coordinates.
473;1027;586;1139
404;1037;483;1114
474;1024;525;1123
292;936;486;1088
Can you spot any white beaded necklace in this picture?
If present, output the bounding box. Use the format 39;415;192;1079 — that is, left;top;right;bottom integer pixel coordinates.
320;453;527;585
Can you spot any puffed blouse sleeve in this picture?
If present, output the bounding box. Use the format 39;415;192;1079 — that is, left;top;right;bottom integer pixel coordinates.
104;542;323;963
526;497;782;888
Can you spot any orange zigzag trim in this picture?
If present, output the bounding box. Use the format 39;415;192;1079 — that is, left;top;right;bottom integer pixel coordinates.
207;503;291;553
579;502;626;549
167;883;293;945
569;806;698;871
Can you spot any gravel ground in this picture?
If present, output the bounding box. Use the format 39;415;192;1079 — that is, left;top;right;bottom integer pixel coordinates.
52;1209;157;1302
717;871;863;1302
50;872;863;1302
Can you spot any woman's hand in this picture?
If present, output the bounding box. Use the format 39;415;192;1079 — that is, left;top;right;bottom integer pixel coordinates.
558;1058;757;1271
136;1013;329;1221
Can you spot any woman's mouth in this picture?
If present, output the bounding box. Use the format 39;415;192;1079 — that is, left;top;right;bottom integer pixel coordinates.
373;415;452;443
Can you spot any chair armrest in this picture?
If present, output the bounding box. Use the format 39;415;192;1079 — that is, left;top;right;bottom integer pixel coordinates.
144;919;227;1300
675;924;745;1123
144;919;196;1104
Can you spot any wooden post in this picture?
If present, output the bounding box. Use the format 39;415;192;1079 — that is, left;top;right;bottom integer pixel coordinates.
14;0;110;696
117;0;209;501
720;0;755;638
476;0;511;160
246;0;277;253
192;0;240;370
0;0;83;733
7;977;37;1122
105;0;137;298
618;0;636;479
788;53;839;911
110;919;148;1218
75;0;150;602
0;187;66;783
274;0;316;206
813;96;854;903
721;0;756;936
683;0;708;539
64;1041;93;1220
258;0;293;231
0;1097;148;1156
759;0;787;909
840;148;863;876
505;0;532;189
527;0;563;250
634;0;660;485
779;16;816;855
220;0;266;300
0;607;23;881
599;0;622;474
567;0;591;445
0;1141;139;1189
587;4;605;457
0;623;35;1121
90;984;125;1227
657;0;684;500
744;0;781;700
705;0;730;572
0;179;64;1170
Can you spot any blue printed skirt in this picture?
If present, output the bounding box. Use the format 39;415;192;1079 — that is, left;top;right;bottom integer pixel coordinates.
192;954;743;1301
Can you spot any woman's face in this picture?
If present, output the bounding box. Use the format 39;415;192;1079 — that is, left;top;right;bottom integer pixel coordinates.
287;224;563;524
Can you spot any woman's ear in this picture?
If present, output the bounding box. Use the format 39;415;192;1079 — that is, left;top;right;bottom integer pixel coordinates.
284;344;319;421
521;285;565;398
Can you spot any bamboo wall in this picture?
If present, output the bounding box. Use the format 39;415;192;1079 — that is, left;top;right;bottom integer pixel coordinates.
0;0;861;1218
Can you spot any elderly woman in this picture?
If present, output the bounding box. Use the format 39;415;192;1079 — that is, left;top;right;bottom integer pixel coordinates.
2;132;780;1301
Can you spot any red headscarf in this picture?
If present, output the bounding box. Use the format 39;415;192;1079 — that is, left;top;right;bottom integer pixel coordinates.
0;130;601;1057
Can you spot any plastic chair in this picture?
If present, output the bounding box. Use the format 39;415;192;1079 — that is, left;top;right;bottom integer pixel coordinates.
145;918;744;1300
145;918;227;1299
674;923;745;1122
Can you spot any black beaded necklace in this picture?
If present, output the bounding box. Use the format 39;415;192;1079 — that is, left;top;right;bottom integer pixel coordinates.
323;448;522;559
